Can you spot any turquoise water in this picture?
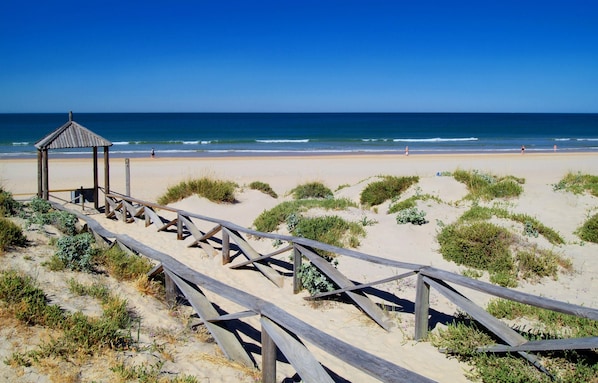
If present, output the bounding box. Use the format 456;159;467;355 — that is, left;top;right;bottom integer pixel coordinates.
1;113;597;158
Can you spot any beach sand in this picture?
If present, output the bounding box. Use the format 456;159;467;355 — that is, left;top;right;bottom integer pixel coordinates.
1;152;597;382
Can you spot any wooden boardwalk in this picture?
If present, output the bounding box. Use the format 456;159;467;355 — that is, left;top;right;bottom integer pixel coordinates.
44;192;598;382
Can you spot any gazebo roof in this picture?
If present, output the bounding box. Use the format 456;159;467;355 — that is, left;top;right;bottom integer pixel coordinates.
34;112;112;150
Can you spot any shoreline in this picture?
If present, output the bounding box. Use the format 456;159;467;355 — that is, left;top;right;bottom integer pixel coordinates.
1;146;596;160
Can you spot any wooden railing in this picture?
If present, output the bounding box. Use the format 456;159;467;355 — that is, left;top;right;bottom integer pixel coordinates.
56;201;436;383
68;193;598;380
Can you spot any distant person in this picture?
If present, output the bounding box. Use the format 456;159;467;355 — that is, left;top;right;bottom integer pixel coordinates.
521;145;525;154
151;148;155;158
405;146;409;156
554;144;557;152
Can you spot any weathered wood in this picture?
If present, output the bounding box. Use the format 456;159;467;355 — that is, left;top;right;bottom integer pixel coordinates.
116;234;434;383
261;317;334;383
478;336;598;353
222;230;230;265
421;267;598;321
116;239;137;257
414;273;431;340
165;270;255;367
230;244;294;269
178;214;217;256
261;318;277;383
224;228;284;288
204;310;258;323
306;270;418;300
164;272;178;307
147;263;163;278
296;244;391;331
293;246;302;294
143;206;169;231
422;276;548;375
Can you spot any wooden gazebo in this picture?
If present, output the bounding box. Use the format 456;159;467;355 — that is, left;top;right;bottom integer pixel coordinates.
34;112;113;210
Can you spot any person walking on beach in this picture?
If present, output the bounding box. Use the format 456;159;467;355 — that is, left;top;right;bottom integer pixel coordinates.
521;145;525;154
151;148;155;158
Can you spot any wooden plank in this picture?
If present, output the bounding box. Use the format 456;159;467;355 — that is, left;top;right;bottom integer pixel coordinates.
296;244;391;331
293;246;302;294
187;224;222;247
122;200;139;222
224;228;284;288
143;206;169;231
414;274;430;341
179;215;217;256
147;263;163;278
165;270;255;367
261;317;335;383
192;310;258;325
116;234;437;383
261;318;277;383
230;244;294;269
206;310;258;323
305;270;417;300
422;276;549;375
420;267;598;321
478;336;598;353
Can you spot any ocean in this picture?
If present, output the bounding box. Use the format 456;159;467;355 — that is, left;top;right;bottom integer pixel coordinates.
1;113;597;158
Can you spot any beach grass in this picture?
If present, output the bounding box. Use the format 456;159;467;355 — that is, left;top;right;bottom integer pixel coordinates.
157;177;238;205
289;181;333;199
453;169;524;200
248;180;278;198
359;175;419;206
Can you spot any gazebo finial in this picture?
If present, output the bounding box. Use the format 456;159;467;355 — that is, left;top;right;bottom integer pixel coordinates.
69;111;73;121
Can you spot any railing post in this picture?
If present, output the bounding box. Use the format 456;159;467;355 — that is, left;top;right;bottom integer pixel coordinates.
164;270;178;307
414;273;430;340
177;212;183;240
261;316;277;383
222;230;230;264
293;245;302;294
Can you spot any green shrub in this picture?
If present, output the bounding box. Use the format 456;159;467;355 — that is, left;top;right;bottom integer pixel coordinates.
437;222;516;287
97;245;153;280
289;182;333;199
28;197;52;214
297;262;336;296
453;169;524;200
0;217;27;252
252;198;357;233
53;233;96;271
49;210;79;236
249;181;278;198
0;187;21;216
577;213;598;243
438;222;515;273
396;207;428;225
387;198;417;214
0;270;66;327
553;171;598;197
157;177;238;205
460;205;564;245
360;176;419;206
292;215;365;250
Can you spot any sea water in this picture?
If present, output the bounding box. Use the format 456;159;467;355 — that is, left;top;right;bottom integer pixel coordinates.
1;113;597;158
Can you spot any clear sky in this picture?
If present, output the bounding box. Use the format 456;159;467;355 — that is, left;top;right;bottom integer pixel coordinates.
1;0;597;113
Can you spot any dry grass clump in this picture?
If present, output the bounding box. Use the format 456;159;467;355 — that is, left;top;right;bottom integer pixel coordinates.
157;177;238;205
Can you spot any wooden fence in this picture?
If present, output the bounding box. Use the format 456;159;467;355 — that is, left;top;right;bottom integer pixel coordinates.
47;190;598;381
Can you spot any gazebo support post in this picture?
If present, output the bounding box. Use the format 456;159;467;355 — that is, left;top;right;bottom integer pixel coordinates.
104;146;110;210
42;149;49;200
93;147;99;210
37;149;43;198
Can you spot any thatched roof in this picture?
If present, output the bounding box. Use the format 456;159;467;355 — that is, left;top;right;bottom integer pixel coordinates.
35;112;112;150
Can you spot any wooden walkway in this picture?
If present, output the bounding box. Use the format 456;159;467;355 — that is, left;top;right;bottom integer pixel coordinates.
44;191;598;382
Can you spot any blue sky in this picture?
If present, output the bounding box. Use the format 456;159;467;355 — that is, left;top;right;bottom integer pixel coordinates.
1;1;597;113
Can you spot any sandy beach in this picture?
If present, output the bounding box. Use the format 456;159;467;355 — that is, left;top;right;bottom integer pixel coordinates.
1;152;597;382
